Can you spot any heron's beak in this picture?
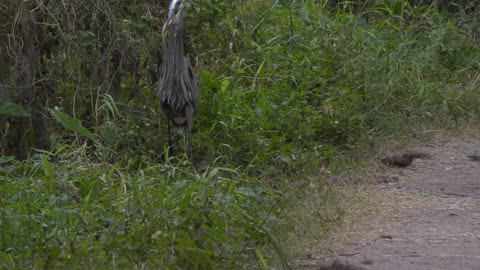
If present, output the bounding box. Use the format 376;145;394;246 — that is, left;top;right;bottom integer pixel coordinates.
162;3;183;40
162;15;174;40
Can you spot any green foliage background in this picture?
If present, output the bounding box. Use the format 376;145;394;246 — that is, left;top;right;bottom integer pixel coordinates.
1;0;479;268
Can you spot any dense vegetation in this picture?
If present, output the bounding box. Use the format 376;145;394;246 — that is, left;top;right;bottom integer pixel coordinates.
1;0;479;268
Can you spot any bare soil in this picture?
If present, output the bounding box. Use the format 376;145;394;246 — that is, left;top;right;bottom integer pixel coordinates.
310;131;480;270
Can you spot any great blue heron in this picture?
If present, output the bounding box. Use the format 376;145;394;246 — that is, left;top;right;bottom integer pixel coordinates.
158;0;198;166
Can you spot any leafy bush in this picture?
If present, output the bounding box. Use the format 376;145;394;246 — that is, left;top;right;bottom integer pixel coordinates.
0;155;287;269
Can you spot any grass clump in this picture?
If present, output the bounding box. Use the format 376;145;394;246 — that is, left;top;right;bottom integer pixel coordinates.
0;154;286;269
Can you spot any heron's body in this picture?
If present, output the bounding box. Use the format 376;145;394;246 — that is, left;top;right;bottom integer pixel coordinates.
158;0;198;166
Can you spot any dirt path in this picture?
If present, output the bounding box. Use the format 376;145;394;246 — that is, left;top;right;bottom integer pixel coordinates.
315;132;480;270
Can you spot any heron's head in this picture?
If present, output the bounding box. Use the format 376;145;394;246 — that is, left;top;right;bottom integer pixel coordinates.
162;0;184;40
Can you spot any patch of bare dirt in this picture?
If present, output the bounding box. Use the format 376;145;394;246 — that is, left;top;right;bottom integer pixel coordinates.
307;131;480;270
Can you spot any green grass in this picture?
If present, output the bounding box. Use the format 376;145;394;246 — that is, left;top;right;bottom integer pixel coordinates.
1;0;479;268
0;154;289;269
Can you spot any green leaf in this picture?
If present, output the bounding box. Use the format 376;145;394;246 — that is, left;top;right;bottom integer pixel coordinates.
255;248;268;269
220;79;231;92
49;109;96;141
225;13;234;33
0;101;29;117
42;155;54;180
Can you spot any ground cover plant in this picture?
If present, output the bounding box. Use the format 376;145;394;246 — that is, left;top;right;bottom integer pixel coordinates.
1;0;479;268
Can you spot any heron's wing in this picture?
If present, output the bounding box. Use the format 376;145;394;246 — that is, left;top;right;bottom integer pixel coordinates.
183;57;197;109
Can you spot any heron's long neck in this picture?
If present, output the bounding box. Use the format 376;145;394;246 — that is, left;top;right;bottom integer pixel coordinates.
166;25;185;73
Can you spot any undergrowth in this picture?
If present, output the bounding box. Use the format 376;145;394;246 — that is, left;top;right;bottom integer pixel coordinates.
1;0;479;268
1;153;290;269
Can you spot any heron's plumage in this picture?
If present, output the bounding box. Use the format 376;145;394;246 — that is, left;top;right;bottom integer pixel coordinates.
158;1;197;127
158;0;197;167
